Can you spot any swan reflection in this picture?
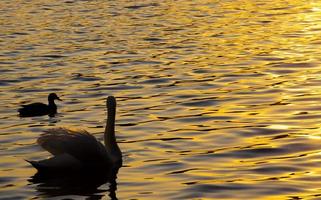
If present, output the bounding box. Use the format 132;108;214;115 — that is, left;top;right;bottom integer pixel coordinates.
29;167;120;200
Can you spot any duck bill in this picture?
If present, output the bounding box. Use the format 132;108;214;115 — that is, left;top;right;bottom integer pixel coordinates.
57;97;62;101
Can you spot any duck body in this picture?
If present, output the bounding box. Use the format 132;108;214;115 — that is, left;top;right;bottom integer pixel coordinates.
27;96;122;175
18;93;61;117
19;102;57;117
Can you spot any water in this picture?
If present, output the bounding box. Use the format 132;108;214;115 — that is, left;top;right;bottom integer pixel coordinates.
1;0;321;199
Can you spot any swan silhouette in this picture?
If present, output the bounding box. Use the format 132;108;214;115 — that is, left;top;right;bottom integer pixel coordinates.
18;93;62;117
27;96;122;174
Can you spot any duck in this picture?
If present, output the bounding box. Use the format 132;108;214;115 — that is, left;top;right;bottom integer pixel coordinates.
18;93;62;117
27;96;122;174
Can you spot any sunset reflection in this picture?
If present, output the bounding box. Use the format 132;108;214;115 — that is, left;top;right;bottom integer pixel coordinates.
1;0;321;199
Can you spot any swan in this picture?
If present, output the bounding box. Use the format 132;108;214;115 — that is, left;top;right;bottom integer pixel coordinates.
27;96;122;174
18;93;62;117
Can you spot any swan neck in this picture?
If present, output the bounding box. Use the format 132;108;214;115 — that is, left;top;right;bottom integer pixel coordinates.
105;106;116;143
104;105;121;162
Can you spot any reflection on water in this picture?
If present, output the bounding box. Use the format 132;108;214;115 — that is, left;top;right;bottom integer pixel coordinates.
29;168;120;200
1;0;321;199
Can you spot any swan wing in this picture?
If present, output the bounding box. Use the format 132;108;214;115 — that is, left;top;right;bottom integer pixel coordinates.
38;128;110;164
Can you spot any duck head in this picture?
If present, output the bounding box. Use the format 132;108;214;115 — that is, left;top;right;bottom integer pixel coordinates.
48;93;62;101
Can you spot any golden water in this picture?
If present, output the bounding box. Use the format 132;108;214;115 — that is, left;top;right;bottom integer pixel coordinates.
1;0;321;199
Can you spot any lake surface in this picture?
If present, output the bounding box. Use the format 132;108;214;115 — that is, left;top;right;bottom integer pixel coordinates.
1;0;321;199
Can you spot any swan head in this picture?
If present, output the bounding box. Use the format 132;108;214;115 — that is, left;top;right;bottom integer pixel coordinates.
107;96;116;109
48;93;62;101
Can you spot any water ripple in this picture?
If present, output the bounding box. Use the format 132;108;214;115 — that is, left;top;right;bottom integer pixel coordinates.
1;0;321;199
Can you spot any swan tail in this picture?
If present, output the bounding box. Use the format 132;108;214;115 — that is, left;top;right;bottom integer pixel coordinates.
25;159;42;171
26;154;83;173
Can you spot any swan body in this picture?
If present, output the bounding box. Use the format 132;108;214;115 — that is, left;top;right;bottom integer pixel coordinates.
27;96;122;174
18;93;61;117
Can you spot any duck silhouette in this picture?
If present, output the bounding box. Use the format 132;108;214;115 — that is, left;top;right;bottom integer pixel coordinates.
27;96;122;175
18;93;62;117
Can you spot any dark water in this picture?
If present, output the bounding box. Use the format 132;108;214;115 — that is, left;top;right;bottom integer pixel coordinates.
1;0;321;199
